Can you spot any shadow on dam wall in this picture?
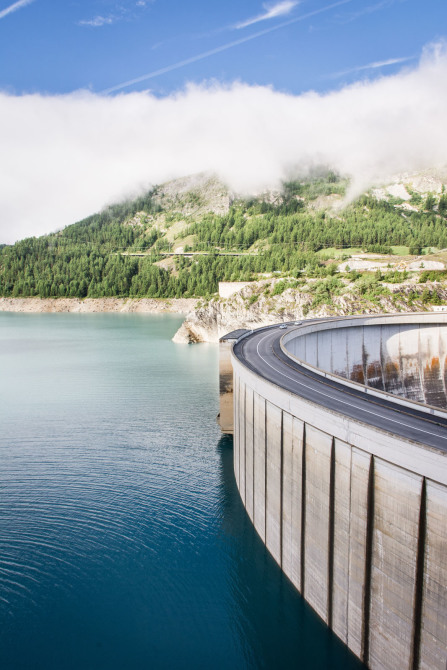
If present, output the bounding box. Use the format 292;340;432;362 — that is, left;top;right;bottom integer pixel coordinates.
286;323;447;409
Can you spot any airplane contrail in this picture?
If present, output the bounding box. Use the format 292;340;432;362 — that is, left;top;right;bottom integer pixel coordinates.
0;0;35;20
101;0;357;94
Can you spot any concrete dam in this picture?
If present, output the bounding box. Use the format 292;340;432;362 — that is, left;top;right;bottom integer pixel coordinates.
219;314;447;670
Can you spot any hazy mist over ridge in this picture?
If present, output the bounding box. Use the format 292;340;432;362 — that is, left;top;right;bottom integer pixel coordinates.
1;41;447;244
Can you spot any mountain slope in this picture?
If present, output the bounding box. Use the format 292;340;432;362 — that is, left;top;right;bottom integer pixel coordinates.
1;170;447;302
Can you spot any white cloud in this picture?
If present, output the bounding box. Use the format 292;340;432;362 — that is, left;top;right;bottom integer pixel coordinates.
1;42;447;243
78;1;150;28
78;15;115;27
0;0;35;21
235;1;299;30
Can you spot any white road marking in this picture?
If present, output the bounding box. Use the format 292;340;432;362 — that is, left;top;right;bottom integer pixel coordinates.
252;332;447;442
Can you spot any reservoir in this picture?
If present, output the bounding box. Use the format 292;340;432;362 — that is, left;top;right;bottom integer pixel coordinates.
0;313;362;669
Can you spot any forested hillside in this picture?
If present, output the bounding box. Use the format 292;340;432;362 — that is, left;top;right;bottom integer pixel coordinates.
1;172;447;299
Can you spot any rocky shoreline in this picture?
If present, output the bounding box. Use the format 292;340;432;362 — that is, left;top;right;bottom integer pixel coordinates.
0;297;198;315
2;280;445;345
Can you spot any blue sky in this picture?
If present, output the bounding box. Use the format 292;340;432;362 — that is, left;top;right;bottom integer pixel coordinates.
1;0;446;96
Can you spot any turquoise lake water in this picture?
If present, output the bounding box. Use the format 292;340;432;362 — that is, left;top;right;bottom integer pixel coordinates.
0;313;363;669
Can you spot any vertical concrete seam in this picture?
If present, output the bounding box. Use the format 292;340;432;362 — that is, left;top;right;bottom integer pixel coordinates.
238;376;241;478
252;391;256;528
362;454;375;665
243;383;247;503
240;379;243;489
280;410;284;568
239;379;242;489
328;436;336;628
252;390;255;525
300;422;307;596
264;398;268;543
346;443;353;645
233;376;236;464
234;375;238;477
410;476;427;670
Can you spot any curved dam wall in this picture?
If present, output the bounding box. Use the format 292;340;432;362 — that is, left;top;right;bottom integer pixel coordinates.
283;317;447;409
231;317;447;670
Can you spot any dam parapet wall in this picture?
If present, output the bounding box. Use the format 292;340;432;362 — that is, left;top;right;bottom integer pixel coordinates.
226;315;447;670
282;314;447;411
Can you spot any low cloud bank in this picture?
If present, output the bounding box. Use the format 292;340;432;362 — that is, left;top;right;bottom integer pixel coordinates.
1;42;447;243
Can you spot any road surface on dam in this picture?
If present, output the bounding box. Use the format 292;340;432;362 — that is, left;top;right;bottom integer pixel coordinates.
233;321;447;452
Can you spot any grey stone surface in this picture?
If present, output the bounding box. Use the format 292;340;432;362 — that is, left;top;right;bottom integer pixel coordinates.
265;401;283;566
245;387;254;521
332;438;351;644
239;380;246;506
253;393;266;543
281;414;303;591
303;424;332;623
368;462;421;670
420;481;447;670
346;448;372;661
233;376;240;489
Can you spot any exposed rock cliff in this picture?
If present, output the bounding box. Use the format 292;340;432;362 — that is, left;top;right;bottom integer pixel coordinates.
173;279;447;343
152;173;232;217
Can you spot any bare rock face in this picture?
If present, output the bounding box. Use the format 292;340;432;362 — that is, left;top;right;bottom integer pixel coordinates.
401;168;447;195
152;173;232;217
173;304;221;343
172;279;447;343
171;323;192;343
172;320;217;343
173;283;307;343
377;167;447;196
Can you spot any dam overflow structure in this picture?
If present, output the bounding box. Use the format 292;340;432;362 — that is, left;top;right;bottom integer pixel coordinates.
220;314;447;670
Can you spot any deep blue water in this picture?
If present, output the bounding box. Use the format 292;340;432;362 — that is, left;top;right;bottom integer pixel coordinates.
0;313;363;669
